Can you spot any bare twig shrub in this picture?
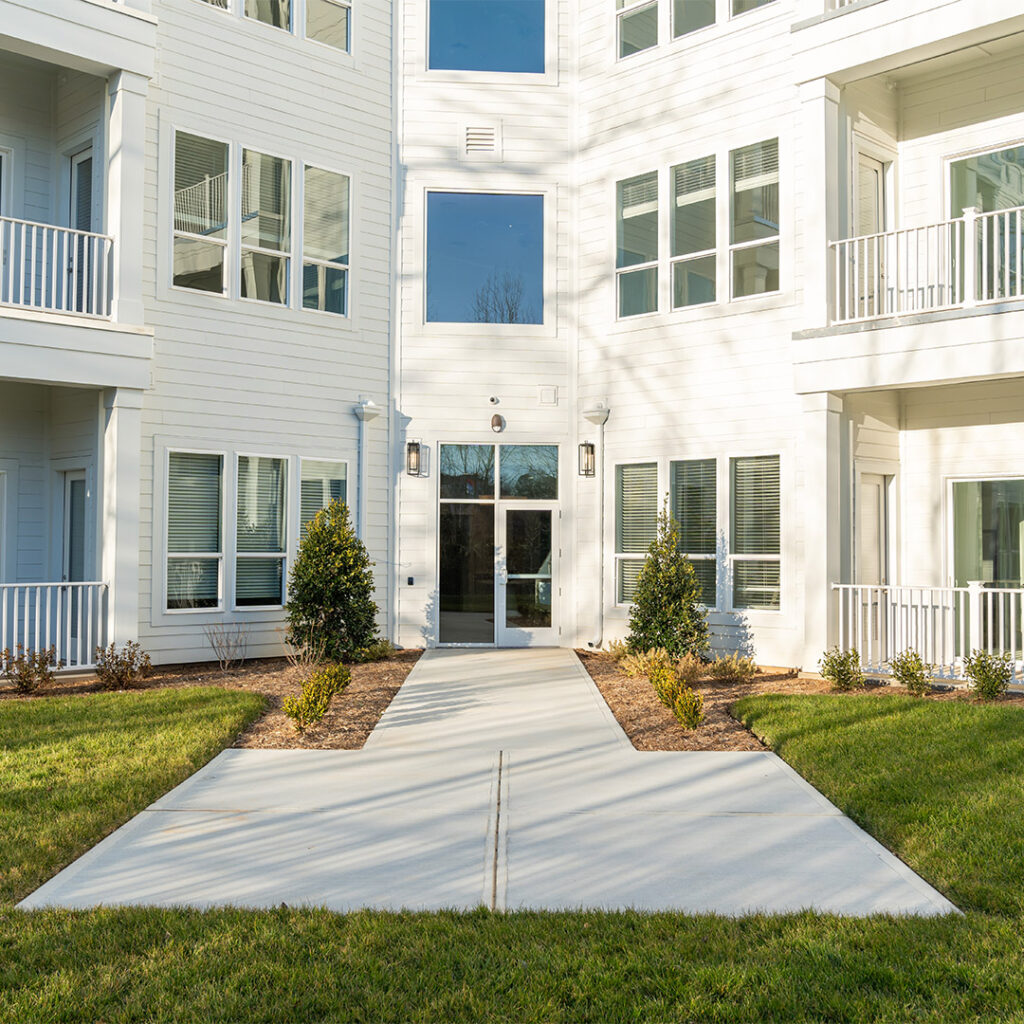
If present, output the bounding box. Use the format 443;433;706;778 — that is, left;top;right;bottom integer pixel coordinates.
203;623;250;671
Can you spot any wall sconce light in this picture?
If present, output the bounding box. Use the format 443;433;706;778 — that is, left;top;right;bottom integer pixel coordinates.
490;414;505;433
406;440;421;476
578;441;596;477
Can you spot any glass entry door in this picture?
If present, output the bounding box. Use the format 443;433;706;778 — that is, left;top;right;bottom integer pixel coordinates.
497;504;557;646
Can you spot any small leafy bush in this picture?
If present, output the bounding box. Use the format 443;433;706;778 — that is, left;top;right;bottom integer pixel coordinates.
708;653;758;684
649;661;682;709
1;645;60;694
349;639;397;664
627;507;710;659
605;639;630;662
620;648;673;679
675;652;706;686
890;649;931;697
287;499;379;663
672;687;705;729
964;649;1012;701
283;663;351;733
819;647;865;692
95;641;152;690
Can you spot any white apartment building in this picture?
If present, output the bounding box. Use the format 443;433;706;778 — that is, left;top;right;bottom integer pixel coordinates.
3;0;1024;679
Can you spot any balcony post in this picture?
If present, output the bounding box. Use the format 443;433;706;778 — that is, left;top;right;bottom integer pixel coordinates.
967;579;985;656
798;78;840;328
100;387;143;649
961;206;978;308
106;70;149;325
802;391;844;671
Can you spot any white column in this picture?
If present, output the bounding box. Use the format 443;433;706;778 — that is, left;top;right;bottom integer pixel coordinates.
802;391;843;670
101;387;143;647
798;78;840;329
106;70;149;325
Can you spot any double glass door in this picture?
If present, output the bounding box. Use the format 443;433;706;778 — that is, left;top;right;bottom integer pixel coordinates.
438;443;559;646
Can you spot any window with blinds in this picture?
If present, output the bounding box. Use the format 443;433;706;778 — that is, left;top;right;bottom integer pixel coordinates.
300;459;348;536
730;454;780;610
303;165;350;315
616;172;659;317
671;155;716;308
166;451;223;610
670;458;716;606
730;138;779;298
236;455;287;607
615;462;658;603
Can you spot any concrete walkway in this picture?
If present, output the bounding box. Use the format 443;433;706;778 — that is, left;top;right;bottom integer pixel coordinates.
20;648;956;916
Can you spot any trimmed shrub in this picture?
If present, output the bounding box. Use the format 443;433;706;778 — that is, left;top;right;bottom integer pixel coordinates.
1;645;60;694
672;687;705;729
708;653;758;684
890;649;931;697
283;663;351;733
964;649;1012;701
675;652;706;686
819;647;865;692
286;499;378;663
627;507;710;659
95;641;152;691
649;661;681;709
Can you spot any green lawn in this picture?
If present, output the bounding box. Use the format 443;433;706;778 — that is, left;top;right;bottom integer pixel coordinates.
3;689;1024;1022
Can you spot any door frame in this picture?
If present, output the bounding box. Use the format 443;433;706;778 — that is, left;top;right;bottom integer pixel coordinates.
495;500;559;647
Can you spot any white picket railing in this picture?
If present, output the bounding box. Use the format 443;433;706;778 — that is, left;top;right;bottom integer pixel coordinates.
0;216;114;318
830;204;1024;324
834;582;1024;682
0;582;108;671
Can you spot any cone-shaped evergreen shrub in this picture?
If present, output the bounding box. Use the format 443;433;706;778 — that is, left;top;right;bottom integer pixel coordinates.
286;499;378;662
626;506;710;658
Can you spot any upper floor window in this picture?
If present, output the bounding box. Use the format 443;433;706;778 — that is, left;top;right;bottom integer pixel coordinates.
732;0;774;12
616;172;658;316
673;0;714;37
173;132;229;295
617;0;657;58
950;144;1024;216
241;149;291;305
425;191;544;324
303;166;350;315
197;0;349;52
245;0;290;29
307;0;351;50
672;155;716;308
730;138;779;298
429;0;545;73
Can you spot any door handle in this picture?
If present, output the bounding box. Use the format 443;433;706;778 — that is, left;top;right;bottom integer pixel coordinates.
498;567;508;585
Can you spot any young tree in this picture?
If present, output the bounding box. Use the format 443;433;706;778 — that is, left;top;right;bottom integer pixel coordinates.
627;505;710;658
286;499;378;662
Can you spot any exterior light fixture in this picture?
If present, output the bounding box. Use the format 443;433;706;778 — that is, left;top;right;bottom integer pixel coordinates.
490;414;505;433
406;440;421;476
578;441;596;477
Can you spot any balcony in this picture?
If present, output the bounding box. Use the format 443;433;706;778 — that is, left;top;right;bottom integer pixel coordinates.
1;217;113;319
0;582;108;670
829;205;1024;326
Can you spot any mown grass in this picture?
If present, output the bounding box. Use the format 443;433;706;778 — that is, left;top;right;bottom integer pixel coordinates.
3;689;1024;1021
0;687;265;905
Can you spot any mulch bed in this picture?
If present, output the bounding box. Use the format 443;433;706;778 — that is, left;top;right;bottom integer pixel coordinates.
576;649;1024;752
0;651;423;750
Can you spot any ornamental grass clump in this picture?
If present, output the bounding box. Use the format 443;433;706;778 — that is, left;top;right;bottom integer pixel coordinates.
889;649;932;697
626;507;709;659
708;652;758;684
620;647;673;679
675;652;706;686
287;499;379;663
672;687;705;729
819;647;865;692
283;663;351;733
964;649;1012;701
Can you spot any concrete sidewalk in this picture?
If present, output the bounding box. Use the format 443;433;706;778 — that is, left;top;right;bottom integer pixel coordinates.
20;648;957;916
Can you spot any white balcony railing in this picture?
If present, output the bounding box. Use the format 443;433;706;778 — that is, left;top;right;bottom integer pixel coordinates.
0;582;108;671
0;216;114;319
834;582;1024;683
830;205;1024;325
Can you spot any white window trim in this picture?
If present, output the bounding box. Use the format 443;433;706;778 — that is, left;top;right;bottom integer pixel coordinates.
943;471;1024;588
616;0;659;63
615;169;660;318
728;453;782;613
297;455;351;543
728;137;782;303
233;452;290;612
420;184;556;338
300;161;352;318
238;147;294;310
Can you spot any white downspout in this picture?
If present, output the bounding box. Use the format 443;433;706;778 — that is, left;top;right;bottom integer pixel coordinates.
583;401;610;649
354;398;381;540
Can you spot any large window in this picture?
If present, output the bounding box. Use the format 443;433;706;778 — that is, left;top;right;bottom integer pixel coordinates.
173;132;229;294
307;0;351;51
730;138;779;298
671;459;716;604
236;456;287;607
950;145;1024;216
672;155;716;308
166;452;223;610
616;172;659;317
617;0;657;58
615;463;658;602
300;459;348;536
429;0;545;73
241;149;291;305
303;165;350;315
953;479;1024;588
425;192;544;324
731;455;780;610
